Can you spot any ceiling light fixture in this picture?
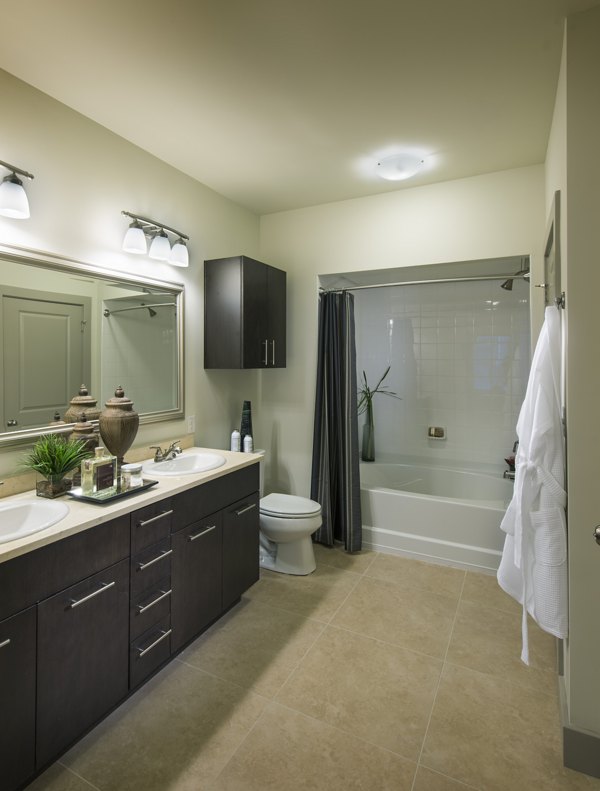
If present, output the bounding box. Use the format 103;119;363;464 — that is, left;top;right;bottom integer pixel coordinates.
376;153;424;182
0;158;34;219
121;211;190;267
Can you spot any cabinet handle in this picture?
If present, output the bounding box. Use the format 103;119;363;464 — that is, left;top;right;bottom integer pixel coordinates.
137;628;172;658
235;502;257;517
137;509;174;528
0;638;10;649
69;580;116;609
271;339;276;366
137;548;172;571
263;339;269;366
137;588;172;614
188;524;217;542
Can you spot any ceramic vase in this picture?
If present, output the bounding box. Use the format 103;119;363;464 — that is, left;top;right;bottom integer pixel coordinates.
98;386;139;466
64;384;101;423
240;400;253;448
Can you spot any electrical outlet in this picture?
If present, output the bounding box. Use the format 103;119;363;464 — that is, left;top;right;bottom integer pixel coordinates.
186;415;196;434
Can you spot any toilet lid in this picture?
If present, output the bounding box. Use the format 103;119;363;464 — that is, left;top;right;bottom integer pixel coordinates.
260;493;322;518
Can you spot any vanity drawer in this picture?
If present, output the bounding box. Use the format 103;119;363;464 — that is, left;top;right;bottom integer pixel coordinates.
130;616;171;689
130;538;172;600
130;578;172;640
131;499;173;554
171;464;259;529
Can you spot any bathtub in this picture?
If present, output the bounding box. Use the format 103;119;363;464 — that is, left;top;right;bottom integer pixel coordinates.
360;461;513;572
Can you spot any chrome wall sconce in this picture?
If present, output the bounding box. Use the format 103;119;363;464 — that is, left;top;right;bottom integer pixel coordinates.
0;158;34;219
121;210;189;267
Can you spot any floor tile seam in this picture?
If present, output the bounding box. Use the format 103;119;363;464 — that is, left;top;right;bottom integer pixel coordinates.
319;566;367;624
240;595;333;627
271;699;421;767
267;618;329;700
56;760;103;791
414;761;484;791
323;620;447;665
441;657;561;702
174;655;274;701
359;573;466;606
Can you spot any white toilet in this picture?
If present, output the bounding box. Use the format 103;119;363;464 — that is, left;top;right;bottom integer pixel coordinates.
257;452;322;575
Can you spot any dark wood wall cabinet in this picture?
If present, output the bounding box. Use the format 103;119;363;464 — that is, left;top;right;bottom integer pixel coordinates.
0;462;259;791
204;255;286;369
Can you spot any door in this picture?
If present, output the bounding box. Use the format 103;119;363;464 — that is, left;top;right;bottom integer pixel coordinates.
543;191;561;308
1;287;91;430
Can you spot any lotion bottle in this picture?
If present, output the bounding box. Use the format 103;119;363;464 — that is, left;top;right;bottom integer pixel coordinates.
230;429;241;452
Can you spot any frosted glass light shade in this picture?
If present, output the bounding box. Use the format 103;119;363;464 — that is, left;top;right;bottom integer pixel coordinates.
149;230;171;261
122;223;147;254
376;153;424;181
0;174;30;219
169;239;189;267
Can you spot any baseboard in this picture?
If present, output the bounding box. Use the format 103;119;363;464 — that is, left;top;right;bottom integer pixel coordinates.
559;676;600;779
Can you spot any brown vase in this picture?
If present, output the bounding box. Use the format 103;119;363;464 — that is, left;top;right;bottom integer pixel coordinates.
64;384;101;424
98;386;139;466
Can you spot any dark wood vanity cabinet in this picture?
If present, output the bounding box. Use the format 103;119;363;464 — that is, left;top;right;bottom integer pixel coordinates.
204;255;286;369
222;493;260;610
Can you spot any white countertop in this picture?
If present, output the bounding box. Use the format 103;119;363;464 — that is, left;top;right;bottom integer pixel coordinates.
0;448;261;564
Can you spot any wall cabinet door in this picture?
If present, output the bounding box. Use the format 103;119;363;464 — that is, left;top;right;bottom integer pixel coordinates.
171;512;223;652
0;606;36;790
222;493;260;610
36;558;129;768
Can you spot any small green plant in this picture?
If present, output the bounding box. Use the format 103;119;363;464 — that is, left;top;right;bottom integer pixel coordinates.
20;433;93;480
357;366;400;418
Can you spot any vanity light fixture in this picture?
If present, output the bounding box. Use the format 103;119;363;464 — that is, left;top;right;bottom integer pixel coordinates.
0;158;34;219
121;211;190;267
376;153;424;182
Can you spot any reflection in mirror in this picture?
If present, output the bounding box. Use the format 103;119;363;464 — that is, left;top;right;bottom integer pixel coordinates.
0;245;184;447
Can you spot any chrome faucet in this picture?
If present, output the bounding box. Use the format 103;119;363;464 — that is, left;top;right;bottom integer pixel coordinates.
150;442;182;462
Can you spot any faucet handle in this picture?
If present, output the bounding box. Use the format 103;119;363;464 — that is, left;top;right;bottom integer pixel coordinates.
149;445;164;462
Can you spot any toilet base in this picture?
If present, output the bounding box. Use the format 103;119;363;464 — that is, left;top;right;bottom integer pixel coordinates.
259;533;316;576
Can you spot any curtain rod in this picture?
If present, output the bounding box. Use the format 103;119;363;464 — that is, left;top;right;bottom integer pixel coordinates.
320;273;530;293
103;302;176;317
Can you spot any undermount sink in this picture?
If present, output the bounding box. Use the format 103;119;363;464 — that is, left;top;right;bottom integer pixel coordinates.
0;498;70;544
142;451;227;477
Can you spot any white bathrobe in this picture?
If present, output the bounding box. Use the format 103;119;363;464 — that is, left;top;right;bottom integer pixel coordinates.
497;305;567;664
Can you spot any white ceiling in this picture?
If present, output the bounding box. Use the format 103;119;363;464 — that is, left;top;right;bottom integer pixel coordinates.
1;0;598;215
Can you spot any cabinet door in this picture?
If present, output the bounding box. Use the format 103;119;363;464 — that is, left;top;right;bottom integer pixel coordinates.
171;512;223;653
267;265;286;368
36;558;129;768
241;257;269;368
222;493;260;610
0;606;36;791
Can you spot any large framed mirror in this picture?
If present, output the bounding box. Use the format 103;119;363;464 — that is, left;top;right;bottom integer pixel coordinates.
0;243;184;448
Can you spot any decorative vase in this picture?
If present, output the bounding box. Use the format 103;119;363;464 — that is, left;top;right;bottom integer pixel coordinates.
36;474;72;499
361;403;375;462
64;384;101;424
98;386;139;466
240;400;253;448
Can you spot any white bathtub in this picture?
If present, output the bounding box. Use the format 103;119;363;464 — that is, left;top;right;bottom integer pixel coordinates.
360;461;513;572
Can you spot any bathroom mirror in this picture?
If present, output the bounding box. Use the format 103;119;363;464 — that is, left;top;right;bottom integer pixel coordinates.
0;244;184;448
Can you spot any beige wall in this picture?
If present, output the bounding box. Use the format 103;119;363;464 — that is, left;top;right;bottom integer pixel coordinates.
0;68;261;478
259;165;546;495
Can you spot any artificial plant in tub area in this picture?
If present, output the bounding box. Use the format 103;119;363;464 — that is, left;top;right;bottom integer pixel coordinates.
20;433;93;498
358;366;400;462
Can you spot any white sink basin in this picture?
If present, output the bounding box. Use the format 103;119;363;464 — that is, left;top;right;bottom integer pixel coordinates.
142;451;227;477
0;498;70;544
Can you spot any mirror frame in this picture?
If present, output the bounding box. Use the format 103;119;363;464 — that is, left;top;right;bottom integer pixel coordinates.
0;242;185;448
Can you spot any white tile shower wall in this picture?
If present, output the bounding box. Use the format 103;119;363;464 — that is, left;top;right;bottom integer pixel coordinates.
354;278;530;468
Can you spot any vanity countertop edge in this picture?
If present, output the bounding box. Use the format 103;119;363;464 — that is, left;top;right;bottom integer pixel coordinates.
0;447;261;564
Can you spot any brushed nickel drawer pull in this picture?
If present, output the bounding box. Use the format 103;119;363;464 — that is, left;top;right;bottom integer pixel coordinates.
69;581;116;609
188;525;217;542
137;628;172;658
235;502;257;516
0;638;11;649
137;549;172;571
262;339;268;366
137;509;174;528
271;339;275;366
137;589;172;614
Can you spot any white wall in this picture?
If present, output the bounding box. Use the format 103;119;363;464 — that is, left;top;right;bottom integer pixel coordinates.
0;68;261;477
259;166;545;495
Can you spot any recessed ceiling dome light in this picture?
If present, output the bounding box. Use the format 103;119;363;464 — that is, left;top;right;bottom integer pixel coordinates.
376;153;424;181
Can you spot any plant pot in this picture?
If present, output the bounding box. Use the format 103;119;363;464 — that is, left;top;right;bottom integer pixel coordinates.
36;475;72;499
361;421;375;462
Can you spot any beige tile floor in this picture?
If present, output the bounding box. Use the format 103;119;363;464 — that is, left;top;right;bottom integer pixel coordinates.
29;545;600;791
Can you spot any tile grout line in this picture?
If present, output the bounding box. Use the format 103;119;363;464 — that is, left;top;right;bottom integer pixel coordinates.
56;761;103;791
409;568;467;791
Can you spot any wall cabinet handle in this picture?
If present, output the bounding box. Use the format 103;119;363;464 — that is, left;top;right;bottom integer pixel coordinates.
69;580;115;609
235;502;257;517
0;638;11;649
137;509;173;528
271;339;276;366
188;524;217;542
137;549;173;571
137;589;172;614
137;628;172;658
262;339;269;366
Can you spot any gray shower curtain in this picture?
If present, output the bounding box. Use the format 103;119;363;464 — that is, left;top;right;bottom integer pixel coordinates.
311;291;362;552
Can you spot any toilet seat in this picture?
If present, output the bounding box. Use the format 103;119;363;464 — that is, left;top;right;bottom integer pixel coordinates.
260;493;321;519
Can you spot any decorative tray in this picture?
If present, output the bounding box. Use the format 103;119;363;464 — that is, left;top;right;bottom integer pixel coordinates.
67;478;158;504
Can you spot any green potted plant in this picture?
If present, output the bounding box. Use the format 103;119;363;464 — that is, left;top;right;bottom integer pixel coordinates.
20;433;93;498
357;366;400;462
